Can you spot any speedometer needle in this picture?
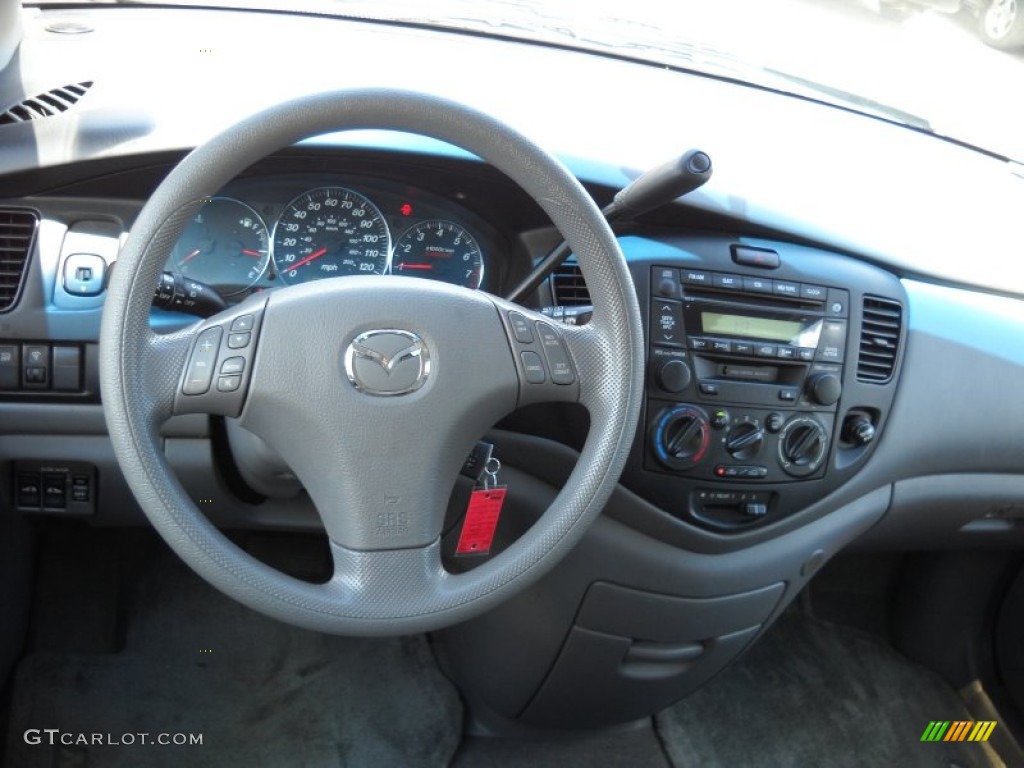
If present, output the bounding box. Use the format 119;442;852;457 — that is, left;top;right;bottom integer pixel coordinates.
241;249;262;258
181;248;203;265
283;247;328;273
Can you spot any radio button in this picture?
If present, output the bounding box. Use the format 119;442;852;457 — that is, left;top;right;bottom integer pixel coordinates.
650;300;684;347
773;280;801;298
690;337;710;351
777;346;796;360
779;387;799;402
711;339;732;354
681;269;712;286
699;382;720;396
713;273;744;290
816;320;847;363
798;348;816;362
801;283;827;301
743;276;773;294
734;342;755;356
754;343;777;358
653;267;680;298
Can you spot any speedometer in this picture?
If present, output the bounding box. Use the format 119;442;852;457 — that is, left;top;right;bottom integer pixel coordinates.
272;187;391;284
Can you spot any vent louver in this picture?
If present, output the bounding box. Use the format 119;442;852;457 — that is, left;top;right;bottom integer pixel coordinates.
0;209;38;312
551;261;591;306
0;81;93;125
857;296;902;383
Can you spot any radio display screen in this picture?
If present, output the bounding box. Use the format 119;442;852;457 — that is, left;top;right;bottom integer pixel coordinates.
701;312;820;345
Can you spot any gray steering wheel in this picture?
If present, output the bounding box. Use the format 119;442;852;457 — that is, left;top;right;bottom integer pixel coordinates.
100;89;644;636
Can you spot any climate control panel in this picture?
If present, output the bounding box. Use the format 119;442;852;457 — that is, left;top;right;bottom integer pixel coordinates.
646;400;832;483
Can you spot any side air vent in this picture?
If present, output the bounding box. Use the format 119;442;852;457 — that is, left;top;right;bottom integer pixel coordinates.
857;296;902;383
551;261;591;306
0;81;94;125
0;209;38;312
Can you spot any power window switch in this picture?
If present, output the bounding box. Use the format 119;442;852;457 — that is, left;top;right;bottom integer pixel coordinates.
16;473;41;508
42;474;67;509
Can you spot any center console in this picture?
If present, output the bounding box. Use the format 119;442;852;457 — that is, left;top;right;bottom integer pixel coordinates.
619;236;906;534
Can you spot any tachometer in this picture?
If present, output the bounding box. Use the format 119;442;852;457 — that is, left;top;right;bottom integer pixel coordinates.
392;219;484;289
272;187;391;284
168;197;270;297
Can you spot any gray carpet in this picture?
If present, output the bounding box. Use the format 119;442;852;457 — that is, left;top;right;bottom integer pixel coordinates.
656;611;1001;768
4;550;462;768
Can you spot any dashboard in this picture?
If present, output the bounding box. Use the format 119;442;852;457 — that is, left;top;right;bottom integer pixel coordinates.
2;1;1024;735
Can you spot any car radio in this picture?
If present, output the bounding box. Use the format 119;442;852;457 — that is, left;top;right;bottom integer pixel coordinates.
644;264;849;486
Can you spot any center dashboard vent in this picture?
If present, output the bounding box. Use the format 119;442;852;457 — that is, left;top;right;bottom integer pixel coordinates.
0;209;39;312
551;261;591;306
0;81;94;125
857;296;902;383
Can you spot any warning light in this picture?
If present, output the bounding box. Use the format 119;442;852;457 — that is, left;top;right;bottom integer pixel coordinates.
400;203;414;216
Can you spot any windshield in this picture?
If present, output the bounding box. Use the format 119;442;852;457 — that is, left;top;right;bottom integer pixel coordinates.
24;0;1024;161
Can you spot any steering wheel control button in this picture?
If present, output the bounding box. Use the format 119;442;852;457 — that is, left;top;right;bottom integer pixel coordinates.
508;312;534;343
230;314;255;332
217;375;242;393
520;351;547;383
651;300;683;346
220;357;245;375
183;326;223;395
227;332;251;349
344;329;430;396
535;322;575;385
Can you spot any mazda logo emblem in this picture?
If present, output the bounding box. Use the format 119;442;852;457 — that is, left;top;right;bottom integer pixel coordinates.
344;329;430;396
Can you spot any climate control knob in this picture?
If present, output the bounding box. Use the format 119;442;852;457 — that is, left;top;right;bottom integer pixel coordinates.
725;421;764;461
651;404;711;471
777;416;828;477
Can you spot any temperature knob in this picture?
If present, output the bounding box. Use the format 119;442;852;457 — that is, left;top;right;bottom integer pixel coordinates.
777;416;828;477
651;404;711;471
725;421;764;461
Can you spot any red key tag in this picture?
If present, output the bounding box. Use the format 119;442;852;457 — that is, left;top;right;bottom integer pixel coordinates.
455;487;507;556
456;457;506;556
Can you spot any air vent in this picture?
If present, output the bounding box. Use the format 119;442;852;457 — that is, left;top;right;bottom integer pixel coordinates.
857;296;902;383
0;209;38;312
551;261;591;306
0;81;93;125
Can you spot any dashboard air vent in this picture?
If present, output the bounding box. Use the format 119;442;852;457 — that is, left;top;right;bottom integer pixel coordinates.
0;81;94;125
0;209;38;312
857;296;902;383
551;261;591;306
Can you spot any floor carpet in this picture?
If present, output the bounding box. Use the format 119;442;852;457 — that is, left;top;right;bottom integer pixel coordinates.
4;547;462;768
655;610;1002;768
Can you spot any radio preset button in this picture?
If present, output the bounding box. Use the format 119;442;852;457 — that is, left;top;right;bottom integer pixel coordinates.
690;337;709;351
711;339;732;354
777;346;796;360
755;343;777;358
713;273;744;290
681;269;712;286
798;348;816;361
743;276;773;294
734;342;755;356
773;280;801;297
801;284;827;301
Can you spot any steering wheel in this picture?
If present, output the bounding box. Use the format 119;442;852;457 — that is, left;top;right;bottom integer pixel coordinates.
99;89;644;636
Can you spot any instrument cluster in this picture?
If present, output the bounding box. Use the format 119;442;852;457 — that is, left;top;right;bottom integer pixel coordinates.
164;175;496;300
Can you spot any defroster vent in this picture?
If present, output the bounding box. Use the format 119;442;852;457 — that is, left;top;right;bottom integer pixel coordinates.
0;82;94;125
551;261;591;306
0;209;38;312
857;296;902;383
